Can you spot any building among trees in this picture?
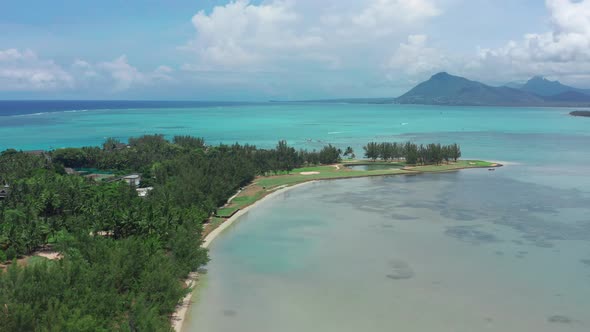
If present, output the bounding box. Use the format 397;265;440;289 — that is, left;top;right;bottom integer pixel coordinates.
122;174;141;186
0;185;8;200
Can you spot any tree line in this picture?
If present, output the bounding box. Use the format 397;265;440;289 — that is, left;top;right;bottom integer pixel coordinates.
363;142;461;165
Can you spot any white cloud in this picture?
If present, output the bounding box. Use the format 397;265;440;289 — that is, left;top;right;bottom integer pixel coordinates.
152;65;174;81
182;0;440;71
99;55;149;90
353;0;440;33
184;0;322;69
71;55;176;90
474;0;590;83
71;59;100;78
0;48;74;90
0;49;176;93
386;34;450;77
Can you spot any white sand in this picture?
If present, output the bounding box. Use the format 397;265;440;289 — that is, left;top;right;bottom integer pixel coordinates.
300;171;320;175
34;251;61;260
172;181;316;332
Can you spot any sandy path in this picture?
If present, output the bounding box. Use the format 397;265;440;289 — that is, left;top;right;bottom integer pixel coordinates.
35;251;61;260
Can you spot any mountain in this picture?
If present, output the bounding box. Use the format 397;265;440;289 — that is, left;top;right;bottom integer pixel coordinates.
504;81;525;89
395;72;545;106
545;90;590;103
519;76;590;97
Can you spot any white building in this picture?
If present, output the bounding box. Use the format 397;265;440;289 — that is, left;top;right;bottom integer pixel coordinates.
136;187;153;197
122;174;141;186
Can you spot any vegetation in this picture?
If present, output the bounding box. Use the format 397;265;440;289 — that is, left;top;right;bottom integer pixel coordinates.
363;141;461;165
342;146;355;159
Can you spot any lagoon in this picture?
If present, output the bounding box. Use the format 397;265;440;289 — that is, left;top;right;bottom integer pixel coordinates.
184;172;590;332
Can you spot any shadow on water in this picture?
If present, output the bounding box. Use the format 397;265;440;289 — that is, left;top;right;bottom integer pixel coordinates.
322;173;590;248
444;225;500;244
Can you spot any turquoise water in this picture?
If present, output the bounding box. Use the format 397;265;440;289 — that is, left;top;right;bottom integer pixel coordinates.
1;104;587;160
2;103;590;331
2;103;588;188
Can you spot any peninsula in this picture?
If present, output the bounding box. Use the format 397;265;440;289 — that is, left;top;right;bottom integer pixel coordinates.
0;135;499;331
570;110;590;117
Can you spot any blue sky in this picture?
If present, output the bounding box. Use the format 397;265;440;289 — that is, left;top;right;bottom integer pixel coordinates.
1;0;589;100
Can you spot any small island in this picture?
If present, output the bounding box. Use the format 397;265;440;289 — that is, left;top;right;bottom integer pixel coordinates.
570;110;590;117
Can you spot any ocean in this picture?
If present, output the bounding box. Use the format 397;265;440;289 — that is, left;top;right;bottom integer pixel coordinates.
1;101;589;331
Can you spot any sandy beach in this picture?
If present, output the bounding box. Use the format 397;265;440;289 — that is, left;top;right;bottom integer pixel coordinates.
171;181;316;332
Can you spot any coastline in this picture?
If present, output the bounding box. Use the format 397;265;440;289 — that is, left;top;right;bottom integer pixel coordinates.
171;181;316;332
170;160;502;331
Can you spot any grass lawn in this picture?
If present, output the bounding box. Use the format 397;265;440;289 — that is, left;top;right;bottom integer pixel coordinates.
256;166;408;188
407;160;495;172
342;160;406;166
216;206;239;218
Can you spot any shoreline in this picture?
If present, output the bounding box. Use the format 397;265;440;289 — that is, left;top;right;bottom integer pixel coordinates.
171;161;503;331
171;181;316;332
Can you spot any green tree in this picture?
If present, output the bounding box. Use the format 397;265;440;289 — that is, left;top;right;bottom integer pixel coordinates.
363;142;380;161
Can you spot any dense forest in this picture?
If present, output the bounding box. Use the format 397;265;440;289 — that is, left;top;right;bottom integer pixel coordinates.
0;135;461;331
363;142;461;164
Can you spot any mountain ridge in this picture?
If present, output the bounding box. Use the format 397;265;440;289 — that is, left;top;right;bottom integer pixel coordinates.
395;72;590;107
520;76;590;97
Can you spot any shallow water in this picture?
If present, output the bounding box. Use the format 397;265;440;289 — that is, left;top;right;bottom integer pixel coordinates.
184;173;590;332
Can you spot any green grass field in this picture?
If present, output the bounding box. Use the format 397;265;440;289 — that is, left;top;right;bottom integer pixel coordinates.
256;166;408;188
407;160;495;172
342;160;406;166
215;206;240;218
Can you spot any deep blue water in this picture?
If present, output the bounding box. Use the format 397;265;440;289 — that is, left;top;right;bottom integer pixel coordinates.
0;100;259;117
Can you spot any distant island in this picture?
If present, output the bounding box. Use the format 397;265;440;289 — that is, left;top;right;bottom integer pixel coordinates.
395;72;590;107
570;110;590;117
290;72;590;107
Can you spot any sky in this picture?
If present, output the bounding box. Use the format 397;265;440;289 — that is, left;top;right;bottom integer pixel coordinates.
0;0;589;100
